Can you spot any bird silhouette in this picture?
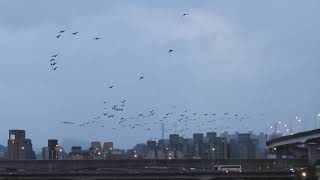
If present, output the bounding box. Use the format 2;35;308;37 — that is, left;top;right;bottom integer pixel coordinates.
72;32;79;35
53;67;58;70
109;86;114;89
50;59;55;62
51;62;56;66
60;121;75;125
56;34;62;38
139;76;144;80
51;54;59;58
169;49;173;53
59;30;65;33
182;13;188;16
93;37;101;40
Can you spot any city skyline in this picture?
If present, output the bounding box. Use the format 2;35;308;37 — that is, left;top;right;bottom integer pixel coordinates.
2;128;268;159
1;0;320;149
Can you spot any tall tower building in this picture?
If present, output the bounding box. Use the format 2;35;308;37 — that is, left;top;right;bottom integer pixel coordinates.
7;130;35;160
48;139;58;160
193;133;204;158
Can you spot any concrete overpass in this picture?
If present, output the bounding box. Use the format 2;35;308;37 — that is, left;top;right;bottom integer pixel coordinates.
266;128;320;165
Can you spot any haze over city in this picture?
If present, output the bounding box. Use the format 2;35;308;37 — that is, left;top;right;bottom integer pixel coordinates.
1;0;320;149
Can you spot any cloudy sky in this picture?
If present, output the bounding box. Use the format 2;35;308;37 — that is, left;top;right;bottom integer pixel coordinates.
0;0;320;150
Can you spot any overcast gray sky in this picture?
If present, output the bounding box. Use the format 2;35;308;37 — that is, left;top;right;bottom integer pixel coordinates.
0;0;320;150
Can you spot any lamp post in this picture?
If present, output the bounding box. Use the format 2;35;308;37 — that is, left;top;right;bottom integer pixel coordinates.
212;147;215;160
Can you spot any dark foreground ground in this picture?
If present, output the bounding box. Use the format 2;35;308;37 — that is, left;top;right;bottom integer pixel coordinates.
0;159;313;180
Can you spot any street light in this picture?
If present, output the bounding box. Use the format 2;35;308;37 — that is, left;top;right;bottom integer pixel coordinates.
211;147;216;160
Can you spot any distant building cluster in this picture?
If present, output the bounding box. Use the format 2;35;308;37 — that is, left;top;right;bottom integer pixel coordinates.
133;132;268;160
1;129;271;160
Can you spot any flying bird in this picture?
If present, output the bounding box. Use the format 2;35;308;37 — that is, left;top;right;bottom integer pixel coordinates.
51;54;59;58
56;34;62;38
182;13;188;16
60;121;75;125
72;32;79;35
58;30;65;33
109;86;114;89
93;37;101;40
51;62;56;66
139;76;144;80
50;59;55;62
53;67;58;70
169;49;174;53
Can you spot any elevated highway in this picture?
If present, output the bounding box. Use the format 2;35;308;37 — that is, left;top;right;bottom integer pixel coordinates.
266;128;320;165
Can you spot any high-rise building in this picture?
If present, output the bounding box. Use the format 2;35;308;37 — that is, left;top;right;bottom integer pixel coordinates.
48;139;58;160
145;141;157;159
237;133;257;159
91;142;102;149
103;142;113;151
157;139;166;152
147;141;156;151
207;132;217;144
193;133;204;158
67;146;83;160
42;147;49;160
90;142;102;159
0;144;6;159
169;134;179;149
133;143;146;158
7;130;35;160
212;137;228;159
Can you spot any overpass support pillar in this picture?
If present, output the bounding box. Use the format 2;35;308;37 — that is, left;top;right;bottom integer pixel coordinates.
307;143;319;165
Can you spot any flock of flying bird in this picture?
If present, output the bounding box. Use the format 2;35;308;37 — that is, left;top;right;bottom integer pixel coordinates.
49;30;102;71
55;12;266;139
